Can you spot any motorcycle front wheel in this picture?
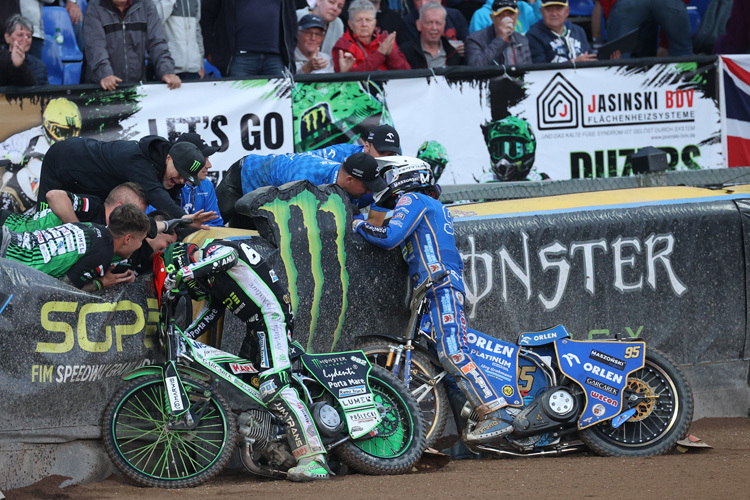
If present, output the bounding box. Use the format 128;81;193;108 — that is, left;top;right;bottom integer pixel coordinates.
103;375;237;488
335;365;426;475
578;347;693;457
358;340;450;450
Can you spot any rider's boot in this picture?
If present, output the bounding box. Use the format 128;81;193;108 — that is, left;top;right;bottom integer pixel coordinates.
463;403;514;444
286;454;331;482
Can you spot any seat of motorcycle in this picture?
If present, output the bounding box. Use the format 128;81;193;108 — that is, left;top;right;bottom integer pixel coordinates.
518;324;570;346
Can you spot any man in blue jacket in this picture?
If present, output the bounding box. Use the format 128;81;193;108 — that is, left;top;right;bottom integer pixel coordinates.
354;155;519;444
526;0;596;63
175;133;224;227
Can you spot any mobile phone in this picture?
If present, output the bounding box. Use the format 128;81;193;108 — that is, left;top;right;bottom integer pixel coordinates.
111;262;132;274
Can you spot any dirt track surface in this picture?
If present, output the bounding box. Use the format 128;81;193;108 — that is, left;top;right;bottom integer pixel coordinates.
5;418;749;500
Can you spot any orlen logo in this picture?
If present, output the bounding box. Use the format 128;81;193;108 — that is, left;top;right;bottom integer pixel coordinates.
537;73;582;130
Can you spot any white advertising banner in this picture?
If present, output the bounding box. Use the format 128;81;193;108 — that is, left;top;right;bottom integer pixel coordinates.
515;63;723;179
386;77;492;184
382;62;722;183
119;79;295;180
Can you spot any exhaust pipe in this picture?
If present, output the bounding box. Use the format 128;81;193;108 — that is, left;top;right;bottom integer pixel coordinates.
238;441;288;479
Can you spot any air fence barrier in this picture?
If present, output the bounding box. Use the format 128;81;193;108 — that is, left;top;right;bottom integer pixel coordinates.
1;56;749;490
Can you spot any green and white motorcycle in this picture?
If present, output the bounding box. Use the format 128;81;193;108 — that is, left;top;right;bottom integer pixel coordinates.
101;256;426;488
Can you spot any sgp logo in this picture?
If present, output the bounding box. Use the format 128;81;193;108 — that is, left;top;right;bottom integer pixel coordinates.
537;73;582;130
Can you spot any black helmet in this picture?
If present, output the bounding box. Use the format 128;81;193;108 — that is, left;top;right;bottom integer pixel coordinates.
482;116;536;182
373;156;439;209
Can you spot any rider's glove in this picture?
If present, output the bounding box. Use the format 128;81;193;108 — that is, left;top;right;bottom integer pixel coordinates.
165;217;193;235
352;219;365;232
175;267;195;288
6;151;24;166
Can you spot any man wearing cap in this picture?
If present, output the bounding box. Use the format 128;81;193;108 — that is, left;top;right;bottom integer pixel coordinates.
465;0;532;66
216;124;401;224
296;0;345;55
295;14;334;74
174;133;224;227
39;136;205;221
526;0;596;63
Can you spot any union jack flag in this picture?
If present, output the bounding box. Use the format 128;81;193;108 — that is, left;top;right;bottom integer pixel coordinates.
722;56;750;167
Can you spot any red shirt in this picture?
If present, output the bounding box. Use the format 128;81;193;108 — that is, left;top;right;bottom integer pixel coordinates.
332;31;411;72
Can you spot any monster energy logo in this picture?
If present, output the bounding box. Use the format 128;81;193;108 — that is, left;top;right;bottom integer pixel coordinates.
190;160;203;173
258;188;349;352
300;104;332;140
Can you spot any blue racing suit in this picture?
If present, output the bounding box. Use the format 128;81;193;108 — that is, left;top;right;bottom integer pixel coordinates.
239;150;378;211
306;143;364;164
355;191;506;409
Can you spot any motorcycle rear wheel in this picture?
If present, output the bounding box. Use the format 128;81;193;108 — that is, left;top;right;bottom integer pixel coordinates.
336;365;426;475
358;340;450;450
579;347;693;457
103;375;237;488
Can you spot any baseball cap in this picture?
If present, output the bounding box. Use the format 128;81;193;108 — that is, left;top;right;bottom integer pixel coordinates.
343;152;387;193
299;14;326;31
366;125;400;154
491;0;519;15
176;132;219;157
168;142;205;185
540;0;569;7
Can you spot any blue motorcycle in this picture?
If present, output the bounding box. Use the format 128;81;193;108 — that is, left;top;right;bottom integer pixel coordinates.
357;271;693;457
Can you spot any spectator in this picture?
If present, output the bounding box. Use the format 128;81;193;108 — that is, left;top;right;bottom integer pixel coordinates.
38;136;216;225
400;2;463;69
606;0;692;57
0;14;47;86
84;0;182;90
526;0;596;63
332;0;410;72
201;0;298;78
466;0;531;66
0;203;150;291
1;182;146;232
469;0;541;34
174;132;225;226
403;0;469;47
296;0;345;55
295;14;334;74
154;0;206;81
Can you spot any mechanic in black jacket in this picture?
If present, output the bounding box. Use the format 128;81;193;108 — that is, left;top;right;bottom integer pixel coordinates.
38;136;209;221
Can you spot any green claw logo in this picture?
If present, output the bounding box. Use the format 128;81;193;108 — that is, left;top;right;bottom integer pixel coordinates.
255;185;350;353
292;81;393;152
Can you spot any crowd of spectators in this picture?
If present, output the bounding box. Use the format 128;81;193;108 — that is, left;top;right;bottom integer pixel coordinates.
0;0;746;89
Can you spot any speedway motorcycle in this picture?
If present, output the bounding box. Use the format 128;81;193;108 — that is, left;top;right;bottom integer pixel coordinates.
102;254;426;488
356;271;693;457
